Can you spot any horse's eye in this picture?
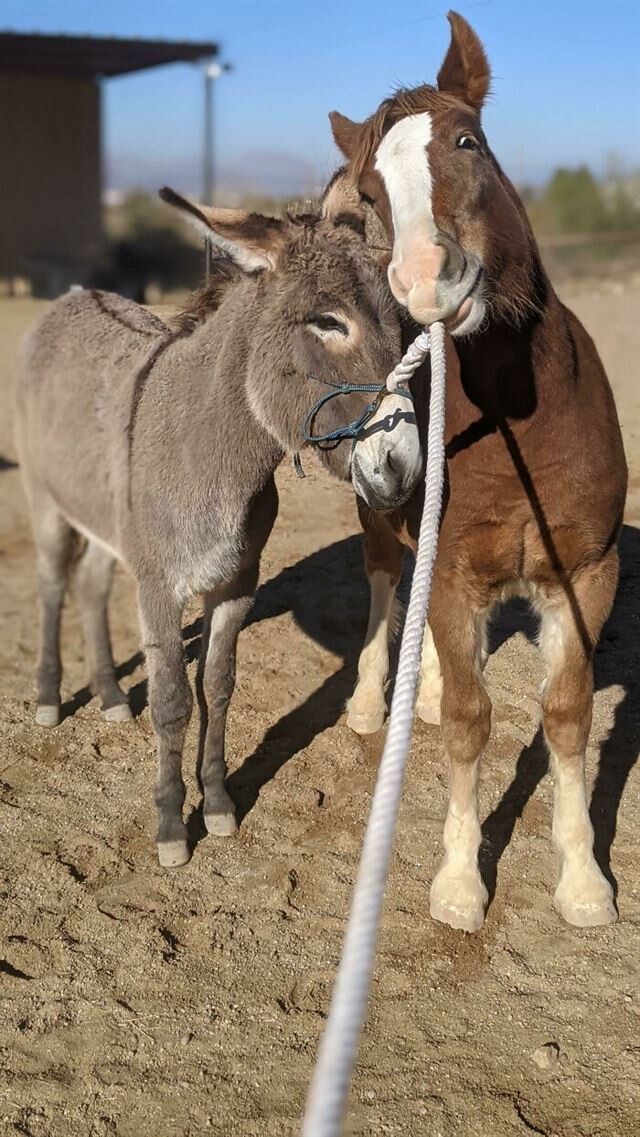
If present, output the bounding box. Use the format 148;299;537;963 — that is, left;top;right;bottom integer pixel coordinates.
360;192;375;206
457;134;479;151
309;314;348;335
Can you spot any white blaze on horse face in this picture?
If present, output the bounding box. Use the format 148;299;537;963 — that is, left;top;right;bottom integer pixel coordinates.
374;112;443;309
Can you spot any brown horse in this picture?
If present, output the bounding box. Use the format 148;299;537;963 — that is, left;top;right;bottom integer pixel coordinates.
330;11;627;931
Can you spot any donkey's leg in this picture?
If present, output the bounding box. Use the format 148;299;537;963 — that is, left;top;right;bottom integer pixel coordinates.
138;583;192;868
74;540;131;722
197;567;257;836
32;504;75;727
537;552;619;927
416;622;443;725
429;582;491;931
347;508;404;735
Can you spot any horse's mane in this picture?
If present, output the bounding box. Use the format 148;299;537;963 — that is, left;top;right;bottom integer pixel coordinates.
351;86;430;176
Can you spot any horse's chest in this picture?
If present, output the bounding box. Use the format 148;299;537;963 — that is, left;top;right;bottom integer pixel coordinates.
444;446;602;586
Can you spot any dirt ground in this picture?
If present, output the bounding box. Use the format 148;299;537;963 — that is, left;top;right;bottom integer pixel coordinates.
0;285;638;1137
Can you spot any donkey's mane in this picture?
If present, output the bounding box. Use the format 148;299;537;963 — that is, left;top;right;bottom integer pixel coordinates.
173;258;248;333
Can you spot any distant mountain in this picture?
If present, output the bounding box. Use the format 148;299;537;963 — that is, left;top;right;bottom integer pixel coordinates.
105;148;323;201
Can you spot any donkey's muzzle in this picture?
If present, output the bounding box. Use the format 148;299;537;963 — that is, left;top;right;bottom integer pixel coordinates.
351;451;419;511
350;393;423;511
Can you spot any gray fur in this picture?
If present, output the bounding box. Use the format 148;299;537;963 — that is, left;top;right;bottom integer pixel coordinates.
16;205;421;864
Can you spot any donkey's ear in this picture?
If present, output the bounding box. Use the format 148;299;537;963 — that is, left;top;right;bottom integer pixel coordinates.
159;186;285;271
321;168;366;235
437;11;491;112
329;111;365;161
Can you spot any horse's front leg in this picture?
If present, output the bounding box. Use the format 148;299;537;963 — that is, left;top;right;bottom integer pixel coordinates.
429;577;491;931
197;567;258;835
347;503;405;735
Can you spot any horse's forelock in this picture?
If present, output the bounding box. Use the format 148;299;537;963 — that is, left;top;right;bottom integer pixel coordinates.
352;86;448;178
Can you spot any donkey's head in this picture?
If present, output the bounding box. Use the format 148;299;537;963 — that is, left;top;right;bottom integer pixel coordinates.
330;11;538;335
161;182;423;511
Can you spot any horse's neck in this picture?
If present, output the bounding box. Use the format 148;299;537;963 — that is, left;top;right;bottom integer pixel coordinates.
455;280;571;423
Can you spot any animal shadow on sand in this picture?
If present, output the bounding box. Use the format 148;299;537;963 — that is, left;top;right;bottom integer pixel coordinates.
62;526;639;900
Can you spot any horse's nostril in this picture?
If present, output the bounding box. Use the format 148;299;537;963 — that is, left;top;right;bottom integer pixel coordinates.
386;451;397;474
388;263;409;300
436;232;466;283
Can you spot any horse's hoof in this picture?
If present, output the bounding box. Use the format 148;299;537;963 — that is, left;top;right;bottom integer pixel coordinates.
36;705;60;728
205;812;238;837
157;840;190;868
554;893;617;928
103;702;132;723
554;868;617;927
346;707;385;735
430;895;486;933
430;869;487;933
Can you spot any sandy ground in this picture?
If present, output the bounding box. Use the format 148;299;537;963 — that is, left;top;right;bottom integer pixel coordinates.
0;287;638;1137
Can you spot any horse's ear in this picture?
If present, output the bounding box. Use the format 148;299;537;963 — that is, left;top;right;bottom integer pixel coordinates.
329;111;365;161
159;187;285;271
321;168;366;235
437;11;491;112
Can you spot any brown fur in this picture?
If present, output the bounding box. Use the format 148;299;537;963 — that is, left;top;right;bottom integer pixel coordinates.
334;11;628;930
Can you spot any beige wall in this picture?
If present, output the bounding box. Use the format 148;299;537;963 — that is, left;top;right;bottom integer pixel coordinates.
0;73;103;281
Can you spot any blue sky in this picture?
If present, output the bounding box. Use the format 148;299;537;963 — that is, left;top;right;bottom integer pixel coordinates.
3;0;640;195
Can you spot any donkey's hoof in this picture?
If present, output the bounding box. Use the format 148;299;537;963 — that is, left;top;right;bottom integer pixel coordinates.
103;702;132;723
36;704;60;728
205;812;238;837
346;706;385;735
415;696;441;726
157;840;190;868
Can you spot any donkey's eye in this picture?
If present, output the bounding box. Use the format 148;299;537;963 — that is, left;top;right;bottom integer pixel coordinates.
309;314;348;335
457;134;479;151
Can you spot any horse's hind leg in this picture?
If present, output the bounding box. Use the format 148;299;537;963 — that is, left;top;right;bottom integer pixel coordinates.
537;551;619;927
197;565;258;836
347;504;404;735
74;540;131;722
32;504;75;727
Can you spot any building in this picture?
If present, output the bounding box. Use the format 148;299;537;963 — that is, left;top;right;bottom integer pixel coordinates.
0;31;218;295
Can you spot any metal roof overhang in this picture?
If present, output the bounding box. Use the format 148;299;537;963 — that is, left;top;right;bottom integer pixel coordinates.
0;31;218;79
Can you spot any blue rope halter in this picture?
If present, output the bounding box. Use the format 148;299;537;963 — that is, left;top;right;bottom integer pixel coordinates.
300;374;414;449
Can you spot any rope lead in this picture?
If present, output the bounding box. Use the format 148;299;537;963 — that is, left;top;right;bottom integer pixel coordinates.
301;322;447;1137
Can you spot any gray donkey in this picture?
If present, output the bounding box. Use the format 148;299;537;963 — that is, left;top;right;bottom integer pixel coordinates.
16;183;423;867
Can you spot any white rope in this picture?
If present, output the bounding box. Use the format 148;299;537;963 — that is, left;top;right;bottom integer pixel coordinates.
302;321;447;1137
385;328;434;394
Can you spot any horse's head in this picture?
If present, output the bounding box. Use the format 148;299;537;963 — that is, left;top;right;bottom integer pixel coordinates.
331;11;537;335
